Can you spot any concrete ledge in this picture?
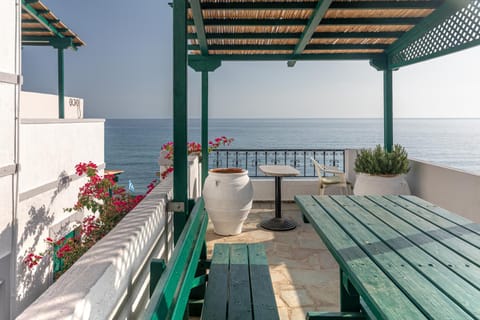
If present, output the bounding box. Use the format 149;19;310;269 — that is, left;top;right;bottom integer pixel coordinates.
17;178;174;320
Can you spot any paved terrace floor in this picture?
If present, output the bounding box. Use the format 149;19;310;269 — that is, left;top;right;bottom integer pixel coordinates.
205;202;340;320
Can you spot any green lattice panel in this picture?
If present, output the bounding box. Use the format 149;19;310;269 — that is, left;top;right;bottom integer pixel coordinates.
391;0;480;68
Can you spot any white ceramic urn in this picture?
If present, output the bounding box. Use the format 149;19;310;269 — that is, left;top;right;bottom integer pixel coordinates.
353;173;411;195
203;168;253;236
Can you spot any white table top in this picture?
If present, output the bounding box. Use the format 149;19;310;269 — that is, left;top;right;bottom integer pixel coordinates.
259;165;300;177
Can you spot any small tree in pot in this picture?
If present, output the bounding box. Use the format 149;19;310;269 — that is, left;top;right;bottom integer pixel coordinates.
354;144;411;195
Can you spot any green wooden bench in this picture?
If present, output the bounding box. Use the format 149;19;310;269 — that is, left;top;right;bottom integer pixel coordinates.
203;243;279;320
143;199;279;320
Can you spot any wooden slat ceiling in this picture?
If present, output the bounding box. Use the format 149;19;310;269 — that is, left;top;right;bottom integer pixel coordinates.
187;0;443;57
21;0;85;48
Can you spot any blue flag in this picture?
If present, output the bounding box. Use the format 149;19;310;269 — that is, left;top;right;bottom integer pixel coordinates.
128;180;135;192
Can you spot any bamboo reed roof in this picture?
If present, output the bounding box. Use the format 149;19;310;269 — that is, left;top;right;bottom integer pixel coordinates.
21;0;85;48
187;0;445;60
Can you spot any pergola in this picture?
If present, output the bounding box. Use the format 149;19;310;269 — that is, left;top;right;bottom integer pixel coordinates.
21;0;84;118
171;0;480;239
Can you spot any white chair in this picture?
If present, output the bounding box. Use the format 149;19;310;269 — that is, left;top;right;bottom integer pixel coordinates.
311;158;351;195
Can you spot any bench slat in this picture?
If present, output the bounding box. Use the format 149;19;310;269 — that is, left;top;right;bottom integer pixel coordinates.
202;244;230;320
248;243;280;320
229;244;253;320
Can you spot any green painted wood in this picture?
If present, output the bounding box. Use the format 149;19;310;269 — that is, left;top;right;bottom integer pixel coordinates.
386;0;470;57
188;44;389;51
21;0;68;41
195;53;380;61
306;312;365;320
229;244;253;320
294;195;427;320
171;214;209;319
385;196;480;248
373;195;480;265
190;0;208;55
288;0;334;67
202;244;230;319
248;243;279;320
332;196;480;318
188;57;221;72
150;259;166;297
201;71;208;185
188;17;423;26
198;1;442;10
349;196;480;290
144;200;207;320
316;196;475;319
399;195;480;235
383;68;393;152
173;0;189;243
340;270;360;312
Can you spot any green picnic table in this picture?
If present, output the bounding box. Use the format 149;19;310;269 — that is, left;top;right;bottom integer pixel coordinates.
295;195;480;320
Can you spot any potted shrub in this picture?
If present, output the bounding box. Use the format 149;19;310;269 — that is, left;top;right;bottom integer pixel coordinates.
353;144;411;195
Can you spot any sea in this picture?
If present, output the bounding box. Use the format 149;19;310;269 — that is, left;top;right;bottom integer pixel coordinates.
105;118;480;193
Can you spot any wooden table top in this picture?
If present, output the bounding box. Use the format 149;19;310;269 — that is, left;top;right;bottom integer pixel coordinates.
295;195;480;320
259;165;300;177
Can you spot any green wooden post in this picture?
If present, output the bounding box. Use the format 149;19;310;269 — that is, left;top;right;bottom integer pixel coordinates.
201;71;209;184
58;48;65;119
383;68;393;152
173;0;188;243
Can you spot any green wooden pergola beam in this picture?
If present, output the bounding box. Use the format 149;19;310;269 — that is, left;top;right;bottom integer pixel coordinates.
190;0;208;55
188;17;423;26
188;31;404;40
386;0;470;63
197;53;381;61
196;1;444;10
201;72;209;184
21;1;67;41
189;44;388;51
288;0;334;67
173;0;189;243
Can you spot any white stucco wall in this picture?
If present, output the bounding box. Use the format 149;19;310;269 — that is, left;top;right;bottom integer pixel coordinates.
14;119;105;316
20;91;84;119
406;159;480;223
0;1;20;319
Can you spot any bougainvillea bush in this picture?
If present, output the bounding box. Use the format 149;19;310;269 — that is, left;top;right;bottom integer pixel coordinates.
159;136;234;179
24;162;157;279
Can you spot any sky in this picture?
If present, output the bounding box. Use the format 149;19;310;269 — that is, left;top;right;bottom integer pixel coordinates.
21;0;480;119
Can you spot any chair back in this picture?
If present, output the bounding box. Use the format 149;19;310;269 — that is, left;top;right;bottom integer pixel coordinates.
310;158;346;183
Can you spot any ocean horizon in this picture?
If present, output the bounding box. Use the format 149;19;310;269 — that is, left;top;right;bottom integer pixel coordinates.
105;118;480;193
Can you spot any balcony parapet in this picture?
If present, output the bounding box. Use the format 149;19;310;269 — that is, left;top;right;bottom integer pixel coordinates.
17;178;174;320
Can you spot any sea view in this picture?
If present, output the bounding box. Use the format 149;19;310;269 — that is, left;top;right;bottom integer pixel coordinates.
105;118;480;193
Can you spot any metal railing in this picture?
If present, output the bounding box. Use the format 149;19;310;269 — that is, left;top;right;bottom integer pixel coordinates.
208;149;345;177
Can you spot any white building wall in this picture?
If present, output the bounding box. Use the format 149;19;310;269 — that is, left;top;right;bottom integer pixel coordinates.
14;119;105;316
20;91;84;119
0;1;20;319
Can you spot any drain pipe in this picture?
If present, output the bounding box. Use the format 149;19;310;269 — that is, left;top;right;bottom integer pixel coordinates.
10;0;21;318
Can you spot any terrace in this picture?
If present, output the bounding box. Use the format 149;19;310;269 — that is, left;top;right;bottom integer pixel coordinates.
13;0;480;319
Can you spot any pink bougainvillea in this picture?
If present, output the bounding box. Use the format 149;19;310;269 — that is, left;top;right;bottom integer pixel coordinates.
159;136;234;179
24;162;157;279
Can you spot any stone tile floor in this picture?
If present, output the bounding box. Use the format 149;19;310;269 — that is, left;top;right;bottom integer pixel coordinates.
205;202;340;320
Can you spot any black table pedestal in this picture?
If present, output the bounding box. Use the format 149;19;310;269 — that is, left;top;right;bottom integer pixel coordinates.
260;176;297;231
